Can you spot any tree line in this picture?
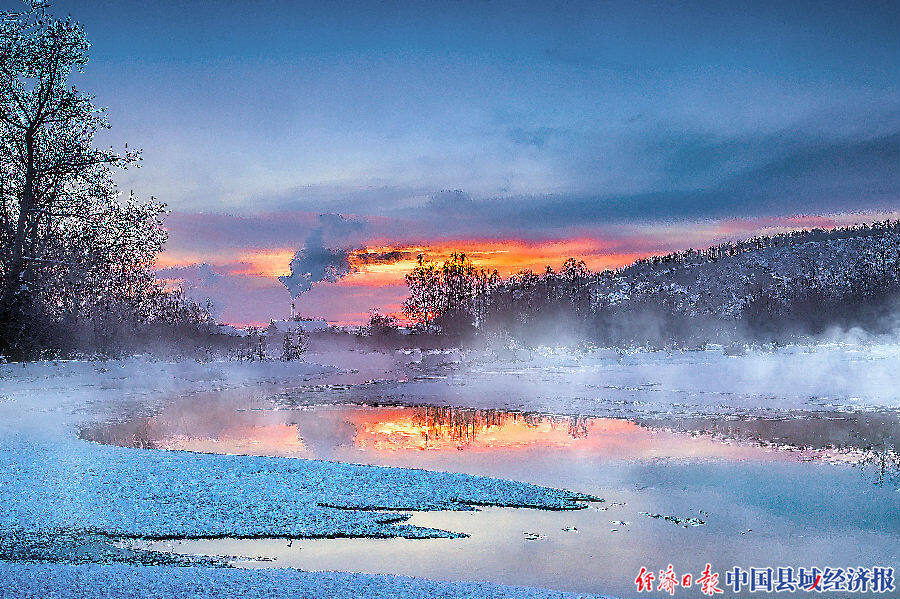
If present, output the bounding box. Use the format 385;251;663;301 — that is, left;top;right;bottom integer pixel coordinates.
0;3;212;359
402;221;900;348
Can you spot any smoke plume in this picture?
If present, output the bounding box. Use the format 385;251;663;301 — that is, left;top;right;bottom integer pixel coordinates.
278;214;364;298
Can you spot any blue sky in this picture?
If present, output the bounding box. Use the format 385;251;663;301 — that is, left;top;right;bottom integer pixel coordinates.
47;0;897;213
14;0;899;322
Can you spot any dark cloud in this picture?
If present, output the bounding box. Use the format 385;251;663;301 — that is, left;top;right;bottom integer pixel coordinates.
428;189;474;210
160;113;899;257
278;214;365;298
447;130;900;233
351;250;416;265
718;133;900;207
266;185;428;219
164;211;321;253
650;106;900;190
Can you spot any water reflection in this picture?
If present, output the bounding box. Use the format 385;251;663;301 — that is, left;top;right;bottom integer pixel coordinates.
80;400;814;466
638;410;900;454
357;408;595;451
638;411;900;485
82;393;900;597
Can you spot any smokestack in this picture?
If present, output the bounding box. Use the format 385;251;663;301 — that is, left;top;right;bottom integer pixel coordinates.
291;302;295;319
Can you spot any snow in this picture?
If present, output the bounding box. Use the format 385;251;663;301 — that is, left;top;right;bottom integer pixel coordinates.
5;339;892;597
0;356;604;598
0;441;592;544
604;222;900;319
347;340;900;418
418;349;463;368
267;319;329;334
0;563;613;599
216;324;248;337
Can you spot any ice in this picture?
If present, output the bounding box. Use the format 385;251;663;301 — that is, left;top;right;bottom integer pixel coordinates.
0;440;593;544
388;340;900;417
4;341;895;598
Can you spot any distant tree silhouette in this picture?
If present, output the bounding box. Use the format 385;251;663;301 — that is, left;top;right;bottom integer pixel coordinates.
403;254;442;330
403;252;498;337
405;221;900;348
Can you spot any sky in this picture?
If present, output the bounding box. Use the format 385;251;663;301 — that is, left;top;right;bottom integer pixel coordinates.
18;0;899;324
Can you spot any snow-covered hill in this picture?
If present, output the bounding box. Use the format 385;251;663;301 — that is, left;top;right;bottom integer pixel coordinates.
603;220;900;319
482;221;900;345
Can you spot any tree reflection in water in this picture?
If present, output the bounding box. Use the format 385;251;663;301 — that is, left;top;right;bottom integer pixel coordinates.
78;397;898;488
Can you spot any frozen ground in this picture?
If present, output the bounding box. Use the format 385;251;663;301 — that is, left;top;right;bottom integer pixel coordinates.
0;357;605;598
0;563;613;599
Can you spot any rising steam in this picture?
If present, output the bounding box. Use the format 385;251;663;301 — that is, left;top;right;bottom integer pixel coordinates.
278;214;364;298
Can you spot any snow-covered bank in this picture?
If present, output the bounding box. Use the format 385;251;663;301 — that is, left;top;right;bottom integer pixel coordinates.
0;563;614;599
1;440;592;544
0;357;608;598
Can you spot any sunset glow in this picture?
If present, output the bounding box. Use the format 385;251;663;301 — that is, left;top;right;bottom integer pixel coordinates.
155;211;900;325
6;2;899;596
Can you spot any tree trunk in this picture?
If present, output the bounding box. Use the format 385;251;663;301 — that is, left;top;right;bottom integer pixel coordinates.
0;130;35;316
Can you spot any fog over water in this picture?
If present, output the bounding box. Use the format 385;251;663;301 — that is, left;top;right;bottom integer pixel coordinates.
81;340;900;598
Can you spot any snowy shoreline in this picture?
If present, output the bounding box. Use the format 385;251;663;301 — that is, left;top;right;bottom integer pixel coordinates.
0;563;616;599
1;340;898;598
0;355;613;599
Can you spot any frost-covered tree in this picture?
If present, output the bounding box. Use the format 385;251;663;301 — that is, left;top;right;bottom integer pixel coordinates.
0;2;209;357
281;329;305;361
402;254;443;331
409;222;900;347
403;252;498;336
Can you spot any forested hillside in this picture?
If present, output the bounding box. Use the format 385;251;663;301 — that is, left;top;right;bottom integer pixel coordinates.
403;221;900;347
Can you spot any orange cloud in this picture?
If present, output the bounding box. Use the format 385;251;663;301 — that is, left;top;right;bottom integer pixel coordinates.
229;249;296;277
154;211;900;325
180;239;650;289
335;239;650;288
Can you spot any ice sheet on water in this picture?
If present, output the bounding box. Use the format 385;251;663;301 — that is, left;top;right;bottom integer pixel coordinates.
0;356;598;599
397;341;900;417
